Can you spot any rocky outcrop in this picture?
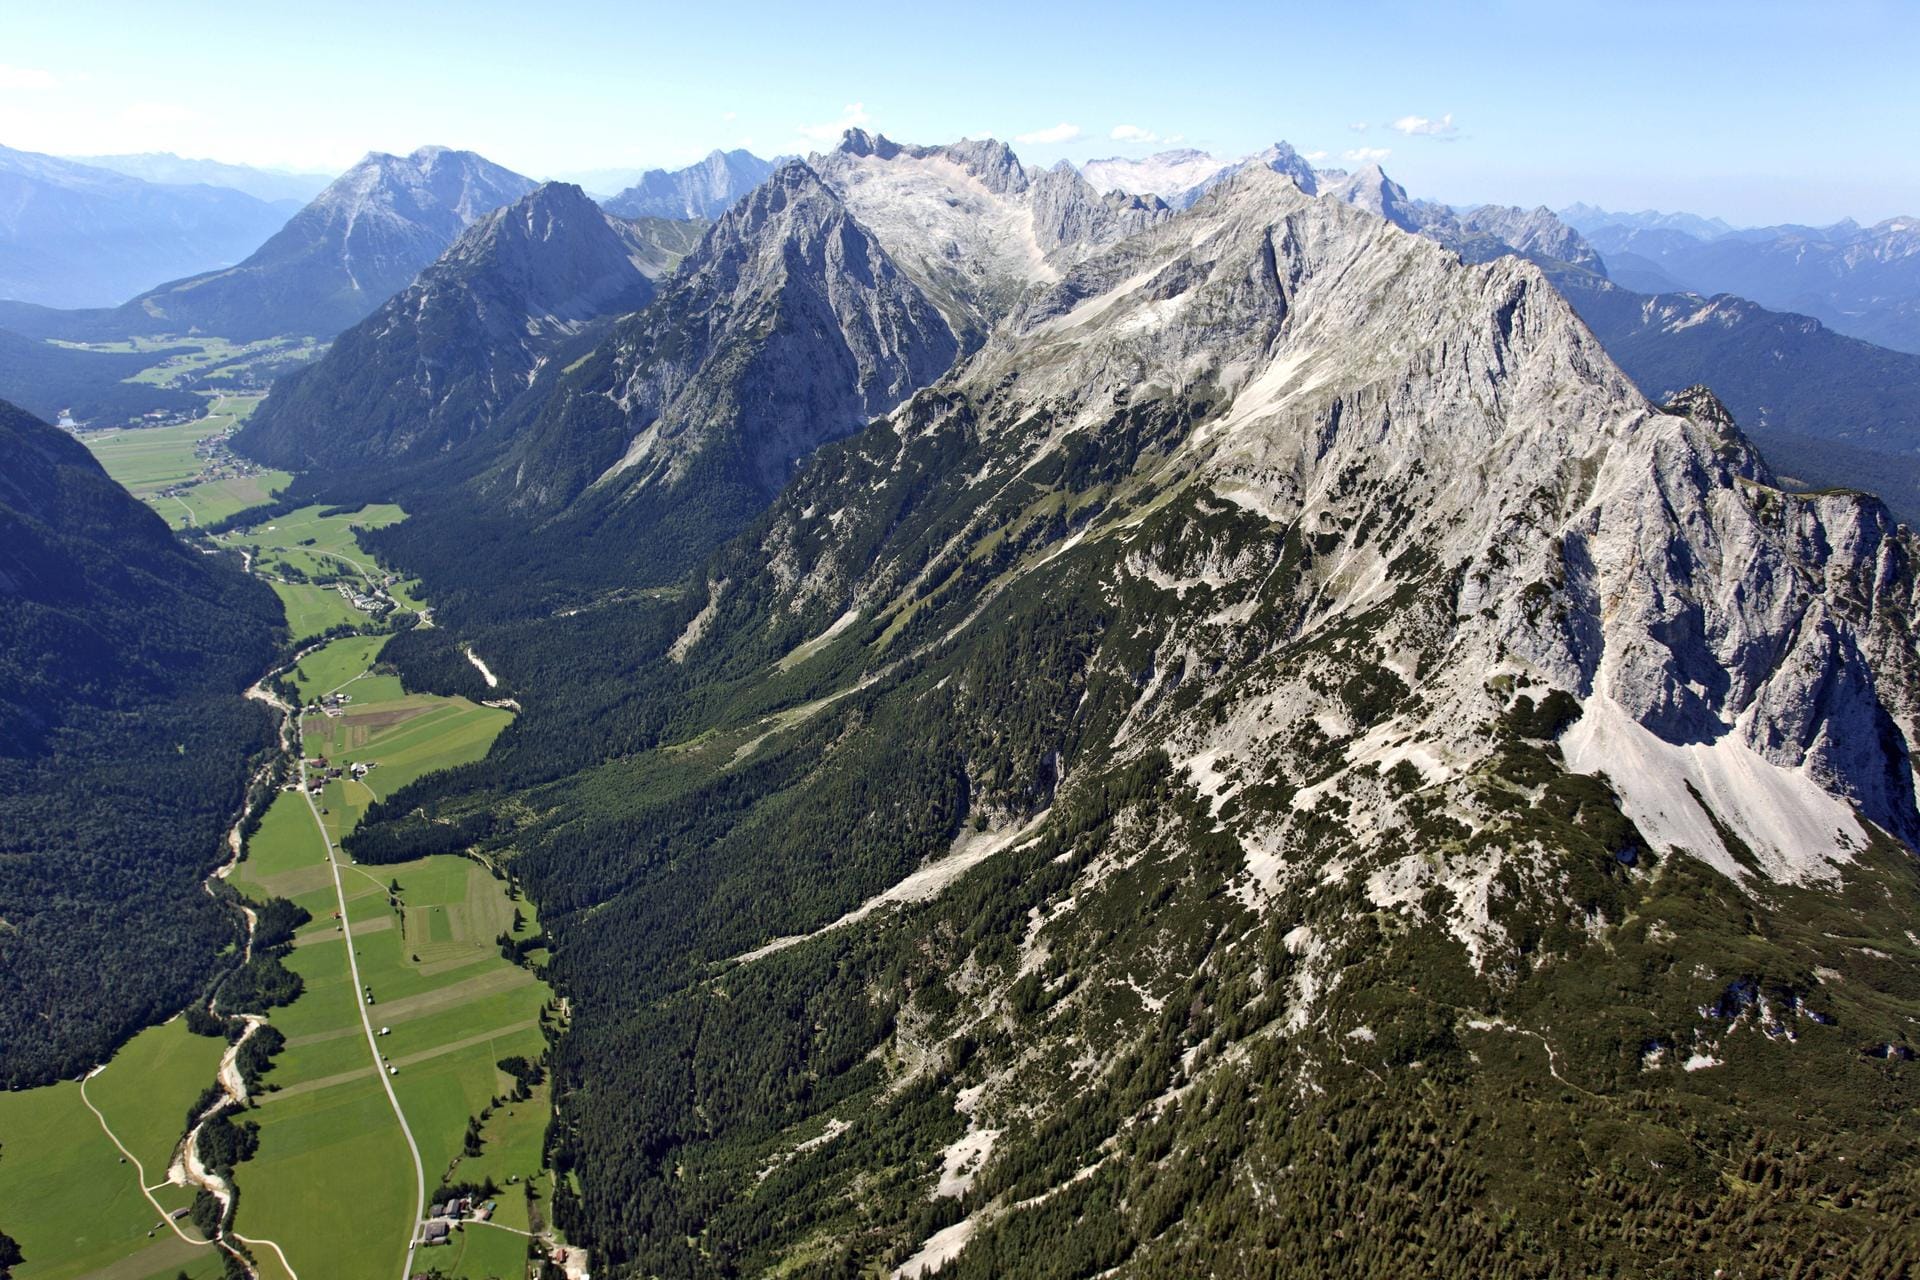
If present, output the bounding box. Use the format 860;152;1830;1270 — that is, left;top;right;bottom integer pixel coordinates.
812;131;1177;343
503;160;958;510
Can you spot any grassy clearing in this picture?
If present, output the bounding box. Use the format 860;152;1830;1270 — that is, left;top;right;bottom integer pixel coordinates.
217;503;411;638
289;634;393;703
268;580;367;644
84;1018;229;1176
0;1033;216;1280
305;693;510;837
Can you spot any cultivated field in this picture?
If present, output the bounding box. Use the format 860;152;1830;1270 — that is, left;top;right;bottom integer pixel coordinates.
218;634;537;1279
80;393;292;530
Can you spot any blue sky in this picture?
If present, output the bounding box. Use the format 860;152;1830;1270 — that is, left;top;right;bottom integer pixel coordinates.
1;0;1913;224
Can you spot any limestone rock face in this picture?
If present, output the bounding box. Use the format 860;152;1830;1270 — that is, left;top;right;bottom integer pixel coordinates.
504;161;959;510
737;165;1920;896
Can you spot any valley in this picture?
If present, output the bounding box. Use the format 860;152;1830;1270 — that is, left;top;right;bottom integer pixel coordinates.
0;496;571;1280
3;32;1919;1276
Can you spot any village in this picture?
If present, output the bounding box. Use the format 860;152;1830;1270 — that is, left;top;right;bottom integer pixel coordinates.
153;427;273;501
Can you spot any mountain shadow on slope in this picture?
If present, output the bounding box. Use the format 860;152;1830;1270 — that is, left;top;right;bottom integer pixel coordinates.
0;398;281;1086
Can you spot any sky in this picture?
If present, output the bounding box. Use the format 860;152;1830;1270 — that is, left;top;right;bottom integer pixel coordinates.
1;0;1914;225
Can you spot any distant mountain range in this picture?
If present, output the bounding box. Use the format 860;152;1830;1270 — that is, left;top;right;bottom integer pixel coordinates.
66;152;336;205
0;146;538;342
601;149;778;220
0;143;295;308
1559;202;1737;241
1577;216;1920;353
237;182;692;468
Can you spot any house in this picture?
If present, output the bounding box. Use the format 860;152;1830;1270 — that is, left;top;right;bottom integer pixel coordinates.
422;1220;450;1244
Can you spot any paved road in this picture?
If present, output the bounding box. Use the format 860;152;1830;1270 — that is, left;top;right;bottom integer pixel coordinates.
297;738;427;1280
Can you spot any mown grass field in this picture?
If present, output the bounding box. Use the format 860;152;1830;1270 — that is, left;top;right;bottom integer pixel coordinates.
218;621;539;1280
83;1018;229;1177
216;503;411;640
0;1019;225;1280
306;691;511;836
81;419;220;493
268;580;366;643
289;634;393;703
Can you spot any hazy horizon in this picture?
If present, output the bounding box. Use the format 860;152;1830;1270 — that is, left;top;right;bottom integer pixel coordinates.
3;0;1915;226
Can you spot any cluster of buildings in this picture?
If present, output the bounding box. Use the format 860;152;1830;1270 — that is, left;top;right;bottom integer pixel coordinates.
312;690;354;718
418;1195;498;1247
333;578;389;613
153;429;267;498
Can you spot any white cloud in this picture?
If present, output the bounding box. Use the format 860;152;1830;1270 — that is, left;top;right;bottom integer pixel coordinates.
1347;121;1369;132
721;111;738;123
1110;124;1158;143
1163;133;1186;144
1014;122;1082;145
795;101;872;144
1391;112;1458;139
0;64;57;91
1344;147;1392;164
1302;149;1329;163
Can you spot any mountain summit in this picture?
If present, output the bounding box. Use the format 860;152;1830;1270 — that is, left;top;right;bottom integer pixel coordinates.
123;146;539;339
602;148;775;220
237;181;669;468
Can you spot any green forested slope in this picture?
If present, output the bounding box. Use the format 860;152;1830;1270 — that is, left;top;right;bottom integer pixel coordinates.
0;398;281;1086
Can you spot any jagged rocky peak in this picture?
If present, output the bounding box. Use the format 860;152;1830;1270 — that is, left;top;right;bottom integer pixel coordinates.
1661;383;1741;431
601;148;775;221
775;160;1920;906
813;131;1175;343
1318;161;1418;227
501;155;958;510
1029;161;1170;253
1229;140;1319;195
1081;147;1233;204
315;144;534;227
436;181;653;320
